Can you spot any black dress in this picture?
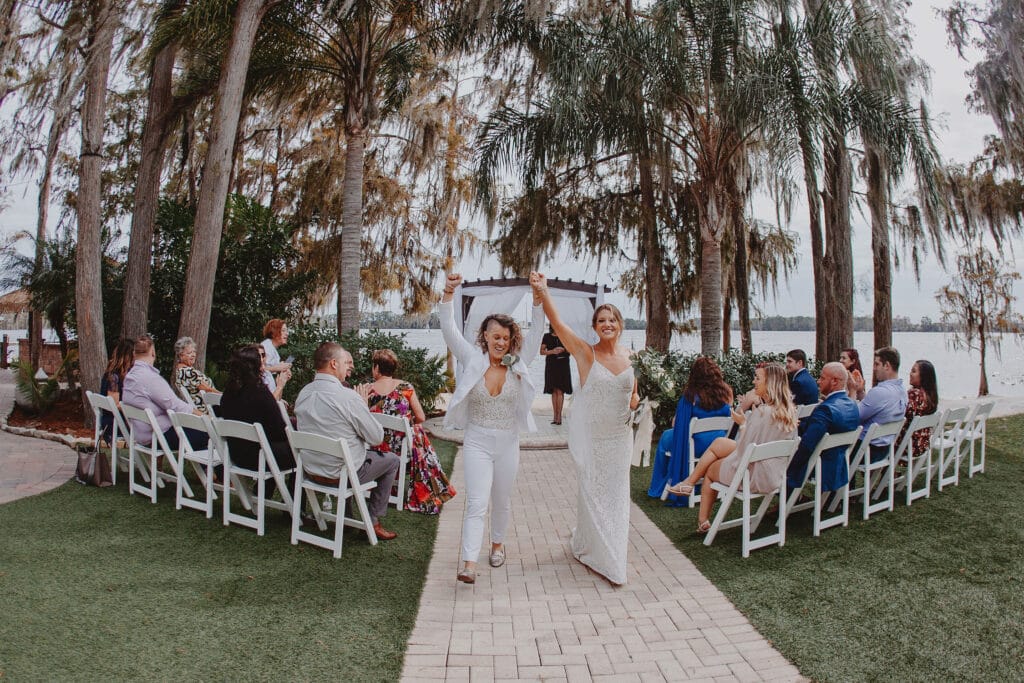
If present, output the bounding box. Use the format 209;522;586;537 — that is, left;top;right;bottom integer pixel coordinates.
218;383;295;472
542;332;573;395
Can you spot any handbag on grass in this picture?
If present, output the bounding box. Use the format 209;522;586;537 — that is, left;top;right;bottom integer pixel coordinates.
75;447;113;487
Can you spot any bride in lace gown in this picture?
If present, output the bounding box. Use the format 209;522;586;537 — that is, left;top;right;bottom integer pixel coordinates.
530;272;639;585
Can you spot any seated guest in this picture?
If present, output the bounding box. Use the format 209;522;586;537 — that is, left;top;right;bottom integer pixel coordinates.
667;363;798;533
357;349;456;515
122;334;207;451
647;356;733;506
786;349;819;405
173;336;220;414
859;347;908;462
294;342;400;540
896;359;939;458
261;318;293;399
839;348;866;400
218;345;295;494
786;362;860;491
99;337;134;444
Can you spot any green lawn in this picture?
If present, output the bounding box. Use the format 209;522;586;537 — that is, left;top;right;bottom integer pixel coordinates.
631;415;1024;682
0;439;456;681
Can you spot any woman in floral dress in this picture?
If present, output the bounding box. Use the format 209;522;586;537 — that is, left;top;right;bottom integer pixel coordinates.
358;349;456;514
898;359;939;456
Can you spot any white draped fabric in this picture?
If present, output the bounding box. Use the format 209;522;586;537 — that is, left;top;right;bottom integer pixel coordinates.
455;284;603;347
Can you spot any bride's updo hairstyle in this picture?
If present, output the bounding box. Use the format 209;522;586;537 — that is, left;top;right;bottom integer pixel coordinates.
591;303;625;331
476;314;524;354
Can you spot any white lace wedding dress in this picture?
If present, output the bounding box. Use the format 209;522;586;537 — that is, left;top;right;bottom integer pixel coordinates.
568;358;634;585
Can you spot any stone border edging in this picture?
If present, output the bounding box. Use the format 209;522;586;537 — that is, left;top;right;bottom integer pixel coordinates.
1;411;90;451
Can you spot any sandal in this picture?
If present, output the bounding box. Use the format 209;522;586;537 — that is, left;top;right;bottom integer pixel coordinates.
457;569;476;584
666;482;694;497
696;520;711;534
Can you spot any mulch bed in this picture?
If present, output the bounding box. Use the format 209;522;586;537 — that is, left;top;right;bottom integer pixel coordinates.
7;393;93;439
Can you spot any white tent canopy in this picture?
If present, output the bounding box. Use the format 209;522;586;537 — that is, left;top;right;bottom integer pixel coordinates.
455;277;610;350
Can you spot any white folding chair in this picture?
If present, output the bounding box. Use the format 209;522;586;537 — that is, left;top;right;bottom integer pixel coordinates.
169;412;252;518
200;390;221;415
882;410;943;506
932;406;970;491
797;402;820;420
371;412;412;510
276;399;291;426
783;427;861;536
177;384;198;410
659;415;733;507
210;417;295;536
839;418;905;520
703;439;799;558
121;403;193;503
85;390;145;486
286;427;378;558
954;400;995;478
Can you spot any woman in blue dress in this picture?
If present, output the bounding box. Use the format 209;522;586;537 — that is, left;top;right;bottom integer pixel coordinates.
647;356;733;506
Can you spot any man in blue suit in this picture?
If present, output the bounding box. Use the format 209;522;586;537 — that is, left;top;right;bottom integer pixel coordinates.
786;348;819;405
787;362;861;491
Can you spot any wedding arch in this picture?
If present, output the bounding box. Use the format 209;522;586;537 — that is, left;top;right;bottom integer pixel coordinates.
454;277;612;347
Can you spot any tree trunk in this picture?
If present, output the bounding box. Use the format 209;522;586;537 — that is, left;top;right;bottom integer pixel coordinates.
867;146;892;350
122;5;182;339
821;132;854;361
732;214;752;353
0;0;19;105
30;47;78;370
637;153;671;351
27;312;41;370
781;8;829;362
178;0;270;365
978;325;988;396
338;130;366;334
699;191;726;356
722;292;732;353
75;0;117;424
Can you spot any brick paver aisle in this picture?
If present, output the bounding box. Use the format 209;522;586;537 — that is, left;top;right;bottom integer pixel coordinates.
401;445;803;682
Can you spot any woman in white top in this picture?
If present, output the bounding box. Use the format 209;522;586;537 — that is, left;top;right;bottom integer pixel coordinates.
530;272;639;585
260;318;292;400
439;273;544;584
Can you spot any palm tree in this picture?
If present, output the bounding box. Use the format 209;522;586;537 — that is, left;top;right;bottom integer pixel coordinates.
654;0;795;355
844;0;946;350
475;11;693;351
120;0;186;339
259;0;469;334
75;0;119;418
177;0;281;364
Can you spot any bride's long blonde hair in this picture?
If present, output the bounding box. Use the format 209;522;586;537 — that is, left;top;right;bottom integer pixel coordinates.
759;363;799;433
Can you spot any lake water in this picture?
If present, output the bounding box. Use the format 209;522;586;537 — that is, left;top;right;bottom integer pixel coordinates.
393;329;1024;400
4;327;1020;400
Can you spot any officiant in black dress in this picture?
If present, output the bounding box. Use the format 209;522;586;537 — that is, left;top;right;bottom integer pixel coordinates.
541;325;573;425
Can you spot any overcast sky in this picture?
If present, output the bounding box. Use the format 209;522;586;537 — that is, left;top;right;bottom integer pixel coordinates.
1;1;1020;321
